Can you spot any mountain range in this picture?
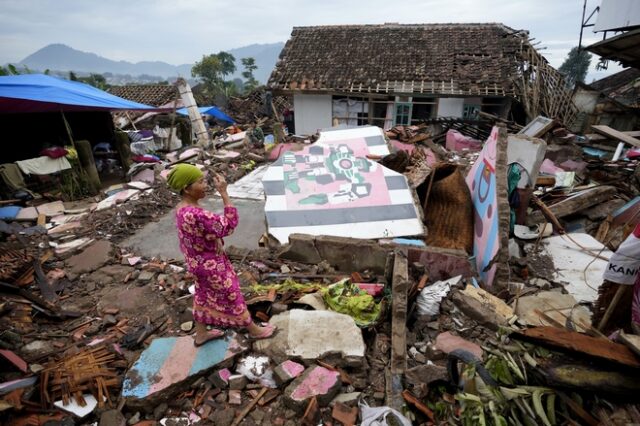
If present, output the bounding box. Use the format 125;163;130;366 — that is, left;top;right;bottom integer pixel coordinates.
16;43;285;83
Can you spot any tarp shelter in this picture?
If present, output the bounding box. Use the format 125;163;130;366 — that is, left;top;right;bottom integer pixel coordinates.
0;74;160;113
176;106;234;123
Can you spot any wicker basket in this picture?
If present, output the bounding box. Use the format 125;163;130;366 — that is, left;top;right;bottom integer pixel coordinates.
422;164;474;253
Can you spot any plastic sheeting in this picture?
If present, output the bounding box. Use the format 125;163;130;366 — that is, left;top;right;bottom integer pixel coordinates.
0;74;158;113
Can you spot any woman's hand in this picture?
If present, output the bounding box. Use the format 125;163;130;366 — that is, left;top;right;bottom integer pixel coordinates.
213;173;228;193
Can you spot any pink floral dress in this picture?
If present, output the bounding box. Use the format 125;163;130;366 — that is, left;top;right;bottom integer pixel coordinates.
176;205;252;328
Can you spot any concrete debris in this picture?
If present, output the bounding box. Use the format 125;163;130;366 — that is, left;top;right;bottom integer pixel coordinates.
452;284;515;329
284;365;342;413
254;310;366;367
5;107;640;426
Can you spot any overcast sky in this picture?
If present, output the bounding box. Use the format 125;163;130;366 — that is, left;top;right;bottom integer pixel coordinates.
0;0;624;81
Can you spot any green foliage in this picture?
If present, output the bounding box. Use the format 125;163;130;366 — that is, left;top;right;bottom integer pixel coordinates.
241;57;259;93
191;51;237;100
68;71;108;89
559;46;592;88
0;64;49;76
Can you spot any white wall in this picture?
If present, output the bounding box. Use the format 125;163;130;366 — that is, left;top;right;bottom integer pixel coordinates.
293;94;332;135
437;98;465;118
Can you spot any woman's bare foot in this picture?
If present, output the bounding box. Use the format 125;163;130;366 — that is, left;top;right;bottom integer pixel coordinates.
194;329;225;347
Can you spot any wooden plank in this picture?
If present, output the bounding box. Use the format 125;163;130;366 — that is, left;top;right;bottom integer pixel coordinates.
591;125;640;148
513;326;640;368
528;186;617;225
585;131;640;142
388;248;408;411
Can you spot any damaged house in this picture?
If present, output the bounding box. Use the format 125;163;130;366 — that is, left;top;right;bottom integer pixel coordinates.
572;68;640;133
269;23;576;135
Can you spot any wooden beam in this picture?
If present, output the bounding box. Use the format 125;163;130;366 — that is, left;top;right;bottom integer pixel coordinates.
528;186;618;225
388;248;408;411
591;125;640;148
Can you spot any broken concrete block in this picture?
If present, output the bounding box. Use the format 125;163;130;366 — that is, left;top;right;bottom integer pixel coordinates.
48;221;82;235
36;201;65;217
15;206;38;221
66;240;113;275
137;270;156;282
54;237;94;256
96;189;140;211
452;285;514;329
99;409;126;426
408;246;474;282
131;168;155;184
274;360;305;386
278;234;322;264
515;291;592;328
332;402;358;426
507;135;547;187
208;368;231;389
228;389;242;405
279;234;389;274
435;332;483;359
254;310;366;367
228;374;247;390
405;364;448;387
330;392;361;406
121;334;248;408
284;365;342;413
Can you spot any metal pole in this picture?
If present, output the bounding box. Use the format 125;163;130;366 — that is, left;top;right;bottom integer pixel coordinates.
578;0;588;50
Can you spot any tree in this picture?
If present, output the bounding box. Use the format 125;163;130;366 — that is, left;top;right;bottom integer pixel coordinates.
241;57;259;93
191;51;237;100
559;47;592;88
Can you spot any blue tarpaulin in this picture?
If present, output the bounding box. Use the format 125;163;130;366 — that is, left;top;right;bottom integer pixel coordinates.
0;74;160;113
176;106;234;123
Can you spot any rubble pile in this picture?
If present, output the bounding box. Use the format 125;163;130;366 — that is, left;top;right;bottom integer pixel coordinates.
2;111;640;426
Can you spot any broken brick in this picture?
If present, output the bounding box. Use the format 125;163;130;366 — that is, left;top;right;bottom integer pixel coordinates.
274;360;305;386
332;401;358;426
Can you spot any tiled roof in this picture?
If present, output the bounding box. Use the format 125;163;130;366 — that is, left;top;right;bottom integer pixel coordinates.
108;85;179;107
590;68;640;108
268;23;526;96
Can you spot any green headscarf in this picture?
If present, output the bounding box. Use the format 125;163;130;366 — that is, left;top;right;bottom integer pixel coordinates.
167;164;203;192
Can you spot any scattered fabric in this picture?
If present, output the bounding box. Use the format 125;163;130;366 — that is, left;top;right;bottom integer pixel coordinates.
321;279;382;327
15;156;71;176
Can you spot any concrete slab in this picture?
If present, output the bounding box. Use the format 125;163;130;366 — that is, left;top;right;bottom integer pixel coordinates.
36;201;64;217
515;291;592;328
254;310;365;367
284;365;341;413
507;135;547;188
15;207;38;221
526;233;611;303
225;165;268;200
96;189;140;212
122;334;248;407
54;237;94;256
66;240;113;275
122;198;266;259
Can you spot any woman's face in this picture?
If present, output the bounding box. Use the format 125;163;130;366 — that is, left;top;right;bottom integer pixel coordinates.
185;177;207;200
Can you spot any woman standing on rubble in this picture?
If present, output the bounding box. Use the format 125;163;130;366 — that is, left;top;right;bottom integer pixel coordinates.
167;164;276;346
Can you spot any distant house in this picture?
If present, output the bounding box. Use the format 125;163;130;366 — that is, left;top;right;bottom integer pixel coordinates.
573;68;640;132
107;84;181;128
268;23;575;135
